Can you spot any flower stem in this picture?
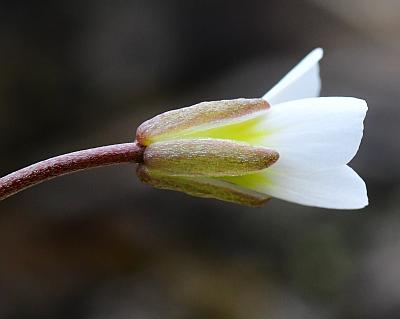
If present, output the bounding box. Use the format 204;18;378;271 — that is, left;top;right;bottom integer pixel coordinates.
0;142;145;201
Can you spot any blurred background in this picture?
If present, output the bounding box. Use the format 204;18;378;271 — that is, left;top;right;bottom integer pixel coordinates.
1;0;400;318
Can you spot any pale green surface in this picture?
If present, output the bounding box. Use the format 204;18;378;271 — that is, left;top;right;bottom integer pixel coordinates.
221;170;273;190
177;114;273;145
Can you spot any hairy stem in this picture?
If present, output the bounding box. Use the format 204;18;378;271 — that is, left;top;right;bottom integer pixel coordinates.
0;142;145;201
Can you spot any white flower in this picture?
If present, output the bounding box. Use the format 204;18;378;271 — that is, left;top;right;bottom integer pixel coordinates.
137;48;368;209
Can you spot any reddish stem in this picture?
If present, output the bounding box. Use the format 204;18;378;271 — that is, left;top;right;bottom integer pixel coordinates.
0;142;145;201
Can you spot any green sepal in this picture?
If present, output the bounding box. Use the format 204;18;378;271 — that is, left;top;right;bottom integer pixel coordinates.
136;98;269;145
143;138;279;177
137;165;270;207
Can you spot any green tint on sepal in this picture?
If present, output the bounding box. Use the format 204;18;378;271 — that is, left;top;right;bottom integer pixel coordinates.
143;138;279;177
137;165;271;207
136;98;269;145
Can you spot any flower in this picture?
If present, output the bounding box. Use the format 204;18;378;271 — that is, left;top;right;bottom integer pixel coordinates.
136;48;368;209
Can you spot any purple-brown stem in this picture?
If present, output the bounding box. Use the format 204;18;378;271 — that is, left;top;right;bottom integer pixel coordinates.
0;142;145;201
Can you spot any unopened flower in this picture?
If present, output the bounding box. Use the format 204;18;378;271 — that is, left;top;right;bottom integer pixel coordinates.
136;48;368;209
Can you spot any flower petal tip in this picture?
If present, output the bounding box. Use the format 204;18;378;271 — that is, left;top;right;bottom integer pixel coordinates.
262;48;324;104
312;47;324;60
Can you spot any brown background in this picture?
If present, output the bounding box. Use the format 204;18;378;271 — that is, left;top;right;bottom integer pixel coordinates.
1;1;400;318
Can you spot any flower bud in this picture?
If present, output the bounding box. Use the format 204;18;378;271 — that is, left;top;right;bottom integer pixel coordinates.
137;165;270;207
136;98;269;145
143;138;279;176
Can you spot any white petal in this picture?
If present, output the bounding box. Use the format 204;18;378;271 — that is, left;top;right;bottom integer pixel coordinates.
262;48;323;105
263;165;368;209
224;165;368;209
254;97;368;170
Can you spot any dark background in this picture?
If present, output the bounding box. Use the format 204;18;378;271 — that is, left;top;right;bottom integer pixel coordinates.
1;1;400;318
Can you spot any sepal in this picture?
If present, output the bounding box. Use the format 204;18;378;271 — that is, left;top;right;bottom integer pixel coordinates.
136;98;269;145
143;138;279;176
137;165;270;207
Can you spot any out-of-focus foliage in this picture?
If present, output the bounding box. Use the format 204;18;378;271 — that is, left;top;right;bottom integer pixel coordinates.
1;1;399;318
